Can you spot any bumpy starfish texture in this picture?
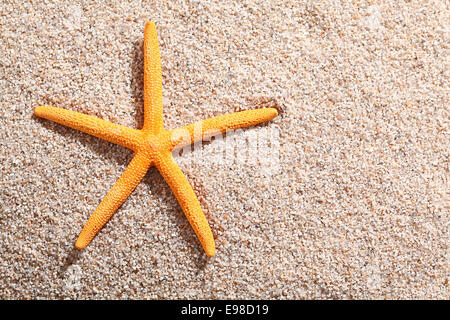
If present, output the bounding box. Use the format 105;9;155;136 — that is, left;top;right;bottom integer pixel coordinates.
34;21;278;257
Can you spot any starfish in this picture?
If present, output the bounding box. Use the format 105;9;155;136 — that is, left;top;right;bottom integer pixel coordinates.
34;21;278;257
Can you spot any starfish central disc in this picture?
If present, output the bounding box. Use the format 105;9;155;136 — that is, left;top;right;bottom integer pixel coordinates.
144;133;162;154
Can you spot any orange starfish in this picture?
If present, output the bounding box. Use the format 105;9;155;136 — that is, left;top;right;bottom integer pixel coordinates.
34;21;278;257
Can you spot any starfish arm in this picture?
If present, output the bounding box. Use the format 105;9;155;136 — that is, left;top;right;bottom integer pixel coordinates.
155;153;216;256
34;106;143;151
143;21;164;134
75;152;152;249
169;107;278;149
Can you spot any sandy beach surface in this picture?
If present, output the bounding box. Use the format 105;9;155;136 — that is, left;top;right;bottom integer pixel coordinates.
0;0;448;299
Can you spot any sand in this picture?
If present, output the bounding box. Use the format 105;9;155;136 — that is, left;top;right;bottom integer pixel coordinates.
0;0;448;299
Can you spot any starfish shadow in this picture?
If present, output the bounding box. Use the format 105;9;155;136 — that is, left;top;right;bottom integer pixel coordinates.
34;116;134;167
59;246;82;274
130;40;145;130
